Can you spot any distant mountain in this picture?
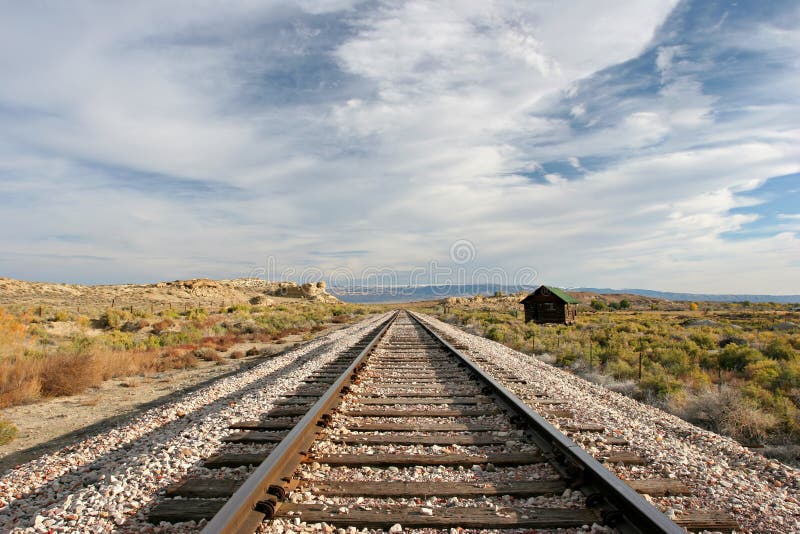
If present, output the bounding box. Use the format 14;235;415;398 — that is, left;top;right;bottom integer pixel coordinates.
573;288;800;304
329;283;800;304
328;284;533;303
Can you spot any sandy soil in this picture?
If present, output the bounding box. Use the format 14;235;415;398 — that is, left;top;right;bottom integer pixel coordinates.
0;326;346;474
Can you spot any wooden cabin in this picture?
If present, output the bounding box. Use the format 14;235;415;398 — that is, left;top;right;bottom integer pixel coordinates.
521;285;578;324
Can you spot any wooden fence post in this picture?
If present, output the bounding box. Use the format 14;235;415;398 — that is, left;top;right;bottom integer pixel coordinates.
638;350;643;381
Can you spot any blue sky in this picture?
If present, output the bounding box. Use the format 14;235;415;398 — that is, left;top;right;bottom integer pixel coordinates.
0;0;798;293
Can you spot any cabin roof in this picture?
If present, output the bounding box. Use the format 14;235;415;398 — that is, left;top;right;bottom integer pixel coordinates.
520;285;579;304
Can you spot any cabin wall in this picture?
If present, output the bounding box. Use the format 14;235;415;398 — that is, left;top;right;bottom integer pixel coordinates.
522;295;577;325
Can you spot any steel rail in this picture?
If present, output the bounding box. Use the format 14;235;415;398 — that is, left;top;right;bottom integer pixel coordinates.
408;311;684;534
201;312;398;534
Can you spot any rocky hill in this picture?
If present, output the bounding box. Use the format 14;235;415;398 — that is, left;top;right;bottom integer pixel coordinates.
0;277;338;311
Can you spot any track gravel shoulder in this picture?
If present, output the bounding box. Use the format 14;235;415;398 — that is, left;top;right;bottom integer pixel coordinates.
0;313;391;533
418;313;800;533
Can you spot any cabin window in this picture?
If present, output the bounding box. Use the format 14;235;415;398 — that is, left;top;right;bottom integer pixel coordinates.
544;303;555;311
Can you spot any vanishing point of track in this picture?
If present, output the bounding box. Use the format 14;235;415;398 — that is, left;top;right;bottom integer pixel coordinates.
148;311;736;533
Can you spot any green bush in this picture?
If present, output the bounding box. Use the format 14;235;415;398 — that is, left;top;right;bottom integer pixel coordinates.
590;300;605;311
690;331;717;350
485;325;508;342
160;308;180;319
69;335;94;355
640;368;681;399
100;308;131;329
101;331;136;350
53;310;72;322
719;343;763;372
746;359;781;390
763;338;798;361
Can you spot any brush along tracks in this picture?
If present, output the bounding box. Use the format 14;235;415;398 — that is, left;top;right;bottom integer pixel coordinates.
148;311;738;533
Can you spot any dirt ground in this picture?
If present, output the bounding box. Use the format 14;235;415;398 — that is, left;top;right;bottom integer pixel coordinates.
0;326;345;474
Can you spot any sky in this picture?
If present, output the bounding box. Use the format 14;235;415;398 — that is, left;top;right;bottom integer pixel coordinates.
0;0;798;293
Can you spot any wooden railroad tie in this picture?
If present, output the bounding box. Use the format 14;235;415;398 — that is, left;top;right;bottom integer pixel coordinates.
305;452;545;467
304;480;567;497
229;419;299;430
346;422;501;432
342;407;501;417
330;432;514;446
354;396;493;405
274;504;600;529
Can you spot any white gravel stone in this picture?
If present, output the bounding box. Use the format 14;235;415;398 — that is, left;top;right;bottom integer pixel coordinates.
417;312;800;533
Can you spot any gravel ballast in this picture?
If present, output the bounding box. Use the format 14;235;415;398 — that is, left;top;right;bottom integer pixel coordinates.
417;313;800;533
0;313;391;533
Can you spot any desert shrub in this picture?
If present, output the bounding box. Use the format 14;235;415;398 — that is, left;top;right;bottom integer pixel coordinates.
193;347;222;362
485;325;508;342
619;299;631;309
656;347;694;376
607;358;637;380
52;309;71;322
640;368;682;399
689;331;717;350
151;319;175;334
776;359;800;391
246;347;260;356
99;308;132;329
718;343;763;372
227;303;250;314
159;326;202;347
763;338;798;361
39;353;102;397
100;331;136;350
160;308;180;319
160;347;198;370
746;359;782;390
69;334;94;355
187;308;208;321
0;308;27;359
0;357;41;407
331;314;351;323
0;420;17;445
229;350;245;359
143;335;162;350
726;401;779;443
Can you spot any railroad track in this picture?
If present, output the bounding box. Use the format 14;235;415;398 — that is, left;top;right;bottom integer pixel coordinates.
148;311;738;533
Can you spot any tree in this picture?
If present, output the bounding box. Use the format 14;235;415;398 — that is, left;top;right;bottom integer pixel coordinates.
590;300;605;311
689;302;699;311
619;299;631;309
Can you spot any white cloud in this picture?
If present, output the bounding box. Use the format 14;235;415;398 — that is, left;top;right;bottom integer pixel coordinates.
0;1;799;294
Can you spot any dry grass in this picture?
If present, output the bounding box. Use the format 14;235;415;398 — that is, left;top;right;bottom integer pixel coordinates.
673;387;778;444
39;353;103;396
0;346;199;406
0;419;18;445
0;358;42;407
193;348;222;362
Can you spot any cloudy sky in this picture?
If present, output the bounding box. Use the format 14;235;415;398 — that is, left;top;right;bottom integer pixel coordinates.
0;0;798;293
